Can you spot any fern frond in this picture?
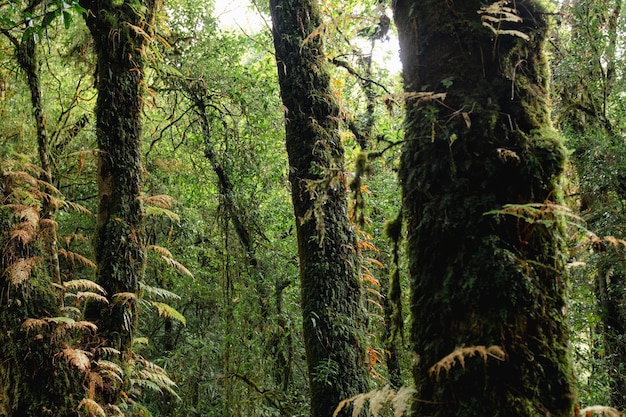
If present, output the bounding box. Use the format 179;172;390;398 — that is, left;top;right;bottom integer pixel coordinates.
62;200;92;216
72;320;98;333
160;255;193;277
96;360;124;383
4;170;38;187
58;248;96;269
579;406;622;417
478;0;530;40
139;194;174;209
391;386;416;417
63;279;106;295
132;357;180;399
8;204;40;226
140;281;181;300
58;348;91;372
39;218;59;231
333;385;415;417
145;206;180;221
9;225;36;245
60;306;82;317
113;292;138;301
46;316;76;328
147;244;172;257
78;398;106;417
6;257;40;285
22;318;49;331
133;337;150;346
73;291;109;305
98;347;121;358
36;179;61;195
106;404;124;417
428;345;506;380
151;301;186;326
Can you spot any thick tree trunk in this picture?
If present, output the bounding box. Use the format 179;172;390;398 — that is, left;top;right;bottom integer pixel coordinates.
394;1;574;416
269;1;369;416
80;0;156;356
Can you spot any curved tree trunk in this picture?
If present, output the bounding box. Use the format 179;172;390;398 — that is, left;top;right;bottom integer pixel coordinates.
394;1;574;416
269;1;369;416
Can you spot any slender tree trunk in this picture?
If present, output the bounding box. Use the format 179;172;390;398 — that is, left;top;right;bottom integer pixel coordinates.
269;0;369;415
596;260;626;409
2;16;63;289
80;0;156;357
394;1;574;416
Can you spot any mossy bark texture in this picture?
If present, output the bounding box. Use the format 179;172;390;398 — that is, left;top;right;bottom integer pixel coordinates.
270;1;369;416
80;0;156;353
394;1;575;416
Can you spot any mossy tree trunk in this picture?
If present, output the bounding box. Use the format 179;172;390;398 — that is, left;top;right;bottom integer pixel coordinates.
80;0;156;355
269;0;369;416
393;1;575;416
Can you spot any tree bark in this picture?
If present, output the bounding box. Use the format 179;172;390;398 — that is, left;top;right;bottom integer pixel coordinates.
596;259;626;409
269;0;369;415
394;1;574;416
80;0;156;356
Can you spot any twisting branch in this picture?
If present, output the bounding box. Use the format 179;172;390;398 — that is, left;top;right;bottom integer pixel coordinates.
331;57;391;94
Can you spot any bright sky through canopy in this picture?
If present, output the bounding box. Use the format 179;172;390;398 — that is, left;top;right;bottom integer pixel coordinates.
212;0;402;74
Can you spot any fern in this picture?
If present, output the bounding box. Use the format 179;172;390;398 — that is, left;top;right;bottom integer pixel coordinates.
57;348;91;372
58;248;96;269
147;244;192;276
147;244;173;257
65;291;109;305
477;0;530;41
78;398;106;417
160;255;193;277
333;385;416;417
140;281;181;300
138;194;174;209
428;345;506;380
63;279;106;294
6;256;40;285
150;301;186;326
61;200;92;216
579;406;622;417
96;360;124;383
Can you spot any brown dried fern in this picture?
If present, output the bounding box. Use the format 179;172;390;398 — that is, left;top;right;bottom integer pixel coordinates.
58;248;96;269
78;398;106;417
6;256;40;285
428;345;506;380
138;194;174;208
579;406;622;417
333;385;417;417
57;348;91;372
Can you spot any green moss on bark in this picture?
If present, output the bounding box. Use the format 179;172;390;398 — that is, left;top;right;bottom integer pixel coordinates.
394;0;575;416
270;0;369;415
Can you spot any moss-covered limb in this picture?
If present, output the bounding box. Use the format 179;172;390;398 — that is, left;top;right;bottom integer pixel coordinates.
270;0;369;415
80;0;157;354
394;0;574;416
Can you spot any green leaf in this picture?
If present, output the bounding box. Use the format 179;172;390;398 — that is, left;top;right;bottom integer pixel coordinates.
151;301;186;326
62;11;72;29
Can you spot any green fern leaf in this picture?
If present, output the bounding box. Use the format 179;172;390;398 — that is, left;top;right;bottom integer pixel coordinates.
151;301;186;326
